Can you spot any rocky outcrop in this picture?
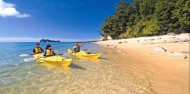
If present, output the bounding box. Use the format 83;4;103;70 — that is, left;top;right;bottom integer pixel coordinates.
40;39;60;42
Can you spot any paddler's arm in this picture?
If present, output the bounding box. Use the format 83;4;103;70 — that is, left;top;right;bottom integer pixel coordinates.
72;47;76;53
43;51;46;56
33;49;36;55
53;51;56;55
80;42;83;47
41;47;44;53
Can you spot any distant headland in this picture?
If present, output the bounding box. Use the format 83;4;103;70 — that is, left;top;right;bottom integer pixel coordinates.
40;39;60;42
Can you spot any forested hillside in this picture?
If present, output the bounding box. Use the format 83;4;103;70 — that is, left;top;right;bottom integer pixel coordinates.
99;0;190;39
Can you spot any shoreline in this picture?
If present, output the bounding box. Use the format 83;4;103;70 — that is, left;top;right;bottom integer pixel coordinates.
96;33;190;94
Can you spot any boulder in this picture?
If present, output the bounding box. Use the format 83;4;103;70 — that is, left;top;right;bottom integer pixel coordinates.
118;41;122;44
124;41;128;43
105;45;109;47
167;32;176;35
168;51;188;59
154;47;167;52
157;38;162;40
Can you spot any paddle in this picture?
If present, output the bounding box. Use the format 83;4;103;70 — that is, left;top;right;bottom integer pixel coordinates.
21;49;69;62
83;49;88;51
82;48;94;51
23;53;67;62
81;49;94;54
20;54;33;57
54;50;59;53
24;58;38;62
20;49;59;57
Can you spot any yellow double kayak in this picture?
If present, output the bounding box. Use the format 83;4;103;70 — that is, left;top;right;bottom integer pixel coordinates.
33;54;72;67
68;49;101;59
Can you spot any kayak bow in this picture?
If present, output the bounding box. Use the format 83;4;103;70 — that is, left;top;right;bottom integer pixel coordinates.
33;54;72;67
68;49;101;59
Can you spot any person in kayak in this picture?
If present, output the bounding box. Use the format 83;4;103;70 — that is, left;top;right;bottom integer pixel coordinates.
72;42;83;53
44;44;56;56
33;43;44;54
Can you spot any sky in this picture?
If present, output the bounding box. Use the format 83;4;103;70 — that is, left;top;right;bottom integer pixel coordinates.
0;0;132;42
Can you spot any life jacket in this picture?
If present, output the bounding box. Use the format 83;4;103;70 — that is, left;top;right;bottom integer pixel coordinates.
46;49;53;56
74;46;80;52
35;47;42;54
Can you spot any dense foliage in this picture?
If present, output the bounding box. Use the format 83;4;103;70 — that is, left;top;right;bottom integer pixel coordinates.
99;0;190;39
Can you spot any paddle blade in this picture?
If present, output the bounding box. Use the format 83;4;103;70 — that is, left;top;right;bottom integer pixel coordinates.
83;49;88;51
62;53;71;58
20;54;30;57
24;58;36;62
54;50;59;53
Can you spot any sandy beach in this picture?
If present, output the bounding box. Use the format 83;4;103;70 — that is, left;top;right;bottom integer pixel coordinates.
96;33;190;94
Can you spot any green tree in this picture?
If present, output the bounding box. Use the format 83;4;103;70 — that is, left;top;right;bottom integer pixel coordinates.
99;0;189;40
173;0;190;32
142;18;160;35
139;0;157;21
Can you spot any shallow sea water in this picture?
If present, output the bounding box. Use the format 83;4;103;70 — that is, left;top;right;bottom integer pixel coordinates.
0;42;153;94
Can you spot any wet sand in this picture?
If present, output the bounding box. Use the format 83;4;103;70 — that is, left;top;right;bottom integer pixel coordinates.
96;33;189;94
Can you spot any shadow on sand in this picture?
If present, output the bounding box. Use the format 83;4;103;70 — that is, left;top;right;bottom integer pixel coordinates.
70;63;86;70
99;57;108;60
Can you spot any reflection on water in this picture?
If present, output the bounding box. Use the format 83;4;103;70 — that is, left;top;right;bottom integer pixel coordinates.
74;58;101;64
35;61;71;77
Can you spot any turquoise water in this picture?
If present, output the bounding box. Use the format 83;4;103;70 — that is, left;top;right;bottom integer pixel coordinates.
0;42;153;94
0;42;101;92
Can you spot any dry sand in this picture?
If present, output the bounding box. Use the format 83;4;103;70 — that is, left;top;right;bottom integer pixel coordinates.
96;33;190;94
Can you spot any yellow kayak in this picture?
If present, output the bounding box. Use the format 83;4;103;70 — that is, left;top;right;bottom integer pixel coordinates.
33;54;72;67
68;49;101;59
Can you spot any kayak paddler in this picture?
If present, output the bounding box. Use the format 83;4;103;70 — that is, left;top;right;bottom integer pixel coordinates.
44;44;56;56
72;42;83;53
33;43;44;54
